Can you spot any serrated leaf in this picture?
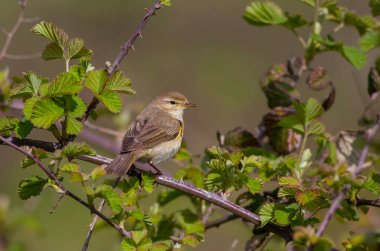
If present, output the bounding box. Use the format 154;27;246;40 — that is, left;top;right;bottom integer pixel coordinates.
363;172;380;195
60;162;85;182
65;38;84;60
360;30;380;52
71;46;93;59
84;69;107;95
279;176;300;187
31;21;68;46
24;71;45;95
182;233;204;247
142;172;156;193
278;187;298;197
274;209;290;226
295;188;320;206
90;166;106;181
65;116;83;135
306;98;323;122
246;178;262;194
46;73;82;96
97;185;122;214
307;66;329;90
107;71;134;94
23;97;40;120
259;203;275;227
30;98;64;129
98;90;122;113
308;121;326;136
151;241;172;251
66;95;86;118
20;149;48;169
42;42;63;60
244;1;287;26
341;46;366;69
370;0;380;16
278;114;304;134
18;176;47;200
300;0;315;7
15;120;33;139
176;209;204;234
61;142;96;157
0;116;19;136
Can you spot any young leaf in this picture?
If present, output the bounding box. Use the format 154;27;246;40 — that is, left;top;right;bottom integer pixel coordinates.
46;73;82;96
278;176;300;187
97;185;123;214
259;203;275;227
31;21;68;47
274;209;290;226
18;176;47;200
142;172;156;193
42;42;64;60
246;178;262;194
278;114;304;134
360;30;380;52
0;116;19;136
60;162;86;182
304;98;324;123
30;98;64;129
98;90;122;113
90;166;106;181
66;95;86;118
65;38;84;60
181;233;204;247
15;119;34;139
341;46;366;69
107;71;135;94
176;209;204;234
61;142;96;157
244;1;287;26
23;97;40;120
121;230;152;251
84;69;107;95
65;116;83;135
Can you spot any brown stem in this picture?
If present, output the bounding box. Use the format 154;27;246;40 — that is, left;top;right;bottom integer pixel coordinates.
0;136;130;238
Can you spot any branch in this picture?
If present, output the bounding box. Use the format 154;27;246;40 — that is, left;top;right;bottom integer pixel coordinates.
312;115;380;242
81;0;162;123
0;0;38;62
0;137;293;242
0;136;130;238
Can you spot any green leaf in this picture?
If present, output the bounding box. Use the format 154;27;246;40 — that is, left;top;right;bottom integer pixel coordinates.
370;0;380;16
15;120;33;139
121;230;152;251
278;176;300;187
97;185;123;214
182;233;204;247
30;98;64;129
341;46;366;69
246;178;262;194
107;71;135;94
18;176;47;200
259;203;275;227
66;95;86;118
274;209;290;226
360;30;380;52
61;142;96;157
46;73;82;96
308;121;326;136
295;188;320;206
71;46;93;59
24;71;45;95
65;116;83;135
151;241;172;251
160;0;171;7
23;97;40;120
363;172;380;195
31;21;68;47
60;162;85;182
42;42;63;60
98;90;122;113
244;1;288;26
0;116;19;136
20;149;48;168
142;172;155;193
278;114;304;134
84;69;107;95
90;166;106;181
65;38;84;60
278;187;298;197
304;98;324;123
176;209;204;234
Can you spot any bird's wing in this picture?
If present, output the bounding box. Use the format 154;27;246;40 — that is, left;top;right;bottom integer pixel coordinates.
120;117;181;153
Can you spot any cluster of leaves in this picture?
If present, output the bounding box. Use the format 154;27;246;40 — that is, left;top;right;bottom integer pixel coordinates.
1;0;380;251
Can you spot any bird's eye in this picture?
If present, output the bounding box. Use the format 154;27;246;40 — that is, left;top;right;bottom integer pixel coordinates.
170;100;176;105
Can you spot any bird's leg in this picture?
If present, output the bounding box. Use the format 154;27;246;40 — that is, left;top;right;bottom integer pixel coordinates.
149;162;163;175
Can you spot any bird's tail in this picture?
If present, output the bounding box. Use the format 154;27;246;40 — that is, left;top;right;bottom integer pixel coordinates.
105;152;136;176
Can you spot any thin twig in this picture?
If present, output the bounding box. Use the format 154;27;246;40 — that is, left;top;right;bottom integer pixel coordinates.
81;0;162;123
311;116;380;245
0;0;37;62
0;136;131;238
85;121;121;137
4;52;41;60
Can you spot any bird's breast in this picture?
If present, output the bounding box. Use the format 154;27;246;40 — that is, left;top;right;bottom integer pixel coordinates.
145;136;183;165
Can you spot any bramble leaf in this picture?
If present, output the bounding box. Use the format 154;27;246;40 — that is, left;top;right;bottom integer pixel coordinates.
61;142;96;157
18;176;47;200
0;116;19;136
107;71;134;94
246;178;262;194
98;90;122;113
259;203;275;227
84;69;107;95
244;1;287;26
30;99;64;129
46;72;82;96
97;185;123;214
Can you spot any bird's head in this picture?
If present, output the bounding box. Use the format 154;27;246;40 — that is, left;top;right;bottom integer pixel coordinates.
154;91;196;120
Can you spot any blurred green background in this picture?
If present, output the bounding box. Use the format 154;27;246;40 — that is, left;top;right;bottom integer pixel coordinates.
0;0;378;250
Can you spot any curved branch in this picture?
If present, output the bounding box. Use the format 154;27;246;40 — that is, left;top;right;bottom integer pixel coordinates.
0;136;130;238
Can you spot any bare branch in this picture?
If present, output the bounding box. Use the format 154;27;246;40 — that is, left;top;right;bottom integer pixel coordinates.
4;52;41;60
81;0;162;123
0;136;130;238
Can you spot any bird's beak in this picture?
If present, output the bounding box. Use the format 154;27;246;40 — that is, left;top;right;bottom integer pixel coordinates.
183;102;196;108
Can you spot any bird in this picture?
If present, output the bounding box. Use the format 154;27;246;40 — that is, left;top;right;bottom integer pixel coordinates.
105;91;195;176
